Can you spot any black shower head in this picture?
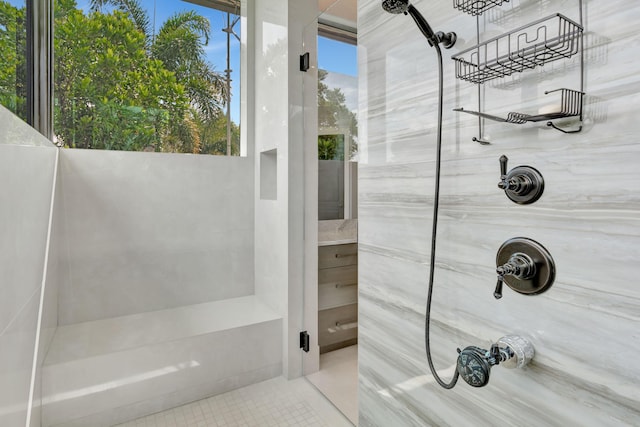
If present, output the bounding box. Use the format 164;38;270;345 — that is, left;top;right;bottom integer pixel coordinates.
381;0;409;14
381;0;456;49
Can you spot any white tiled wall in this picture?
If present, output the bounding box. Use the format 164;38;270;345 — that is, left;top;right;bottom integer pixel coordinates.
358;0;640;425
56;149;255;324
0;106;58;427
252;0;318;378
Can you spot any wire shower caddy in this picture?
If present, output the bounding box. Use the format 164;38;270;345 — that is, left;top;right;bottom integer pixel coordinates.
452;14;582;84
451;1;585;142
453;0;510;17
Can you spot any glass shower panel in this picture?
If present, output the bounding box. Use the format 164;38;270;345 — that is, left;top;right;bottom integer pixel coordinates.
301;2;358;424
300;3;320;377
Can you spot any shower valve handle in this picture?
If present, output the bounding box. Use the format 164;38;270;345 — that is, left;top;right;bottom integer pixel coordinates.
498;155;532;193
499;154;508;181
494;253;536;299
494;276;505;299
498;155;514;190
497;155;545;204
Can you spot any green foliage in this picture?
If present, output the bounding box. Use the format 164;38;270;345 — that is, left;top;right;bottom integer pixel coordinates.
199;113;240;155
91;102;169;151
0;0;238;155
54;8;188;150
318;134;344;161
48;0;233;154
90;0;151;38
318;69;357;160
152;10;226;122
0;1;27;120
318;69;357;135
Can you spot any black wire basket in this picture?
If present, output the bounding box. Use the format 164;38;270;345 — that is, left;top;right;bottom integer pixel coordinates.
452;14;583;84
453;0;509;16
454;88;584;124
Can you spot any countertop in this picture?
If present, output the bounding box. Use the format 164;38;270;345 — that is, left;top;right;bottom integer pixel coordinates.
318;219;357;246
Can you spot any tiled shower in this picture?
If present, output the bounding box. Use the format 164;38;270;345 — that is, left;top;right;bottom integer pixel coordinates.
2;0;640;426
357;0;640;425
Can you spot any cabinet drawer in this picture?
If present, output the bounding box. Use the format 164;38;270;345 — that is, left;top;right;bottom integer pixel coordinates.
318;304;357;349
318;243;357;269
318;264;357;287
318;265;357;310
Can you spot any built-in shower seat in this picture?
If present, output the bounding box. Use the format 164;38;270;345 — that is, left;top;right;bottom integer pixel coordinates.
40;295;282;427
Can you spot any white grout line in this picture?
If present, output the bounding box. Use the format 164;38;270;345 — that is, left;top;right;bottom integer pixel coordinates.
25;148;59;427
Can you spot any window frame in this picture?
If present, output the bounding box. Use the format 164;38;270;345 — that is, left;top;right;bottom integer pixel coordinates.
28;0;54;139
23;0;244;154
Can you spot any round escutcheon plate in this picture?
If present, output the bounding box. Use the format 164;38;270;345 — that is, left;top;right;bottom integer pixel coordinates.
496;237;555;295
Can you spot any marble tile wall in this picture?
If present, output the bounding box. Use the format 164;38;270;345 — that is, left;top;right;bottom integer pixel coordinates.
357;0;640;425
0;106;58;427
57;149;255;324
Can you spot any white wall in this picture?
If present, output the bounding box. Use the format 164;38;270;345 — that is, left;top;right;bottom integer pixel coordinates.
30;161;64;427
358;0;640;425
57;149;255;324
252;0;317;378
0;106;57;427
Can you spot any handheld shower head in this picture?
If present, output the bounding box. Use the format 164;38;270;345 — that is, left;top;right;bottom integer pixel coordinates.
381;0;456;49
381;0;409;14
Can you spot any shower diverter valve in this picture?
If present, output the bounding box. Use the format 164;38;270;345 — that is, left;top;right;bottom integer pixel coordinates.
493;237;556;299
456;335;534;387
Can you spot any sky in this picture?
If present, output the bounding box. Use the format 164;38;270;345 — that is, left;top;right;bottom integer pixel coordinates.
319;36;358;113
318;36;357;77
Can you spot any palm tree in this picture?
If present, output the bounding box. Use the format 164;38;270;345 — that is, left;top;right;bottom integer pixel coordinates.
90;0;226;153
152;10;225;122
90;0;150;37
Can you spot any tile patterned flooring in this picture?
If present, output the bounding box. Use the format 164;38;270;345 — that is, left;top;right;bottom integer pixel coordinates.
114;376;353;427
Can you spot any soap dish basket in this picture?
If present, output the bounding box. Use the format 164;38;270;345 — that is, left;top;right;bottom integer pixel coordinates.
454;88;583;128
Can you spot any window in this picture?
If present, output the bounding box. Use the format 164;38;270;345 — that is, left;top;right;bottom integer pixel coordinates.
0;0;27;121
52;0;241;155
317;34;358;220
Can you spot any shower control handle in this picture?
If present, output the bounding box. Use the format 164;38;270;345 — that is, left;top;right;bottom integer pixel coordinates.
494;252;536;299
494;277;504;299
499;154;508;177
494;237;556;299
498;157;533;194
497;155;545;204
456;335;534;387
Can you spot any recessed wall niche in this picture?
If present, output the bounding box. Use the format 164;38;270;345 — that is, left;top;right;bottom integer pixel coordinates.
260;148;277;200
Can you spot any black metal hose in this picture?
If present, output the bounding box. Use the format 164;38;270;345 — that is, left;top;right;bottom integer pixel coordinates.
424;43;459;389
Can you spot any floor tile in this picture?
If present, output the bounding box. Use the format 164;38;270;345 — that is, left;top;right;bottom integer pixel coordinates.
113;376;352;427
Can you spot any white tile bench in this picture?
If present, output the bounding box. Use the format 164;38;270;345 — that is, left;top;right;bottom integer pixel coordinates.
41;295;282;427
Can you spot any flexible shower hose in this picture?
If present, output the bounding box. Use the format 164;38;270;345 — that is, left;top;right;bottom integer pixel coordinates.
424;43;459;389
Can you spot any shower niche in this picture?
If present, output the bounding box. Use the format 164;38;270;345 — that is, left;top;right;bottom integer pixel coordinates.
451;1;585;142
